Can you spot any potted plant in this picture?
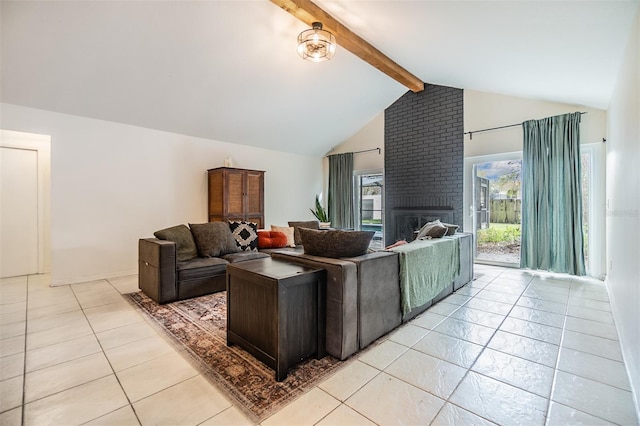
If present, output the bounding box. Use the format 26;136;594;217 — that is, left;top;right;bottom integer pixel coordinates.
310;195;331;228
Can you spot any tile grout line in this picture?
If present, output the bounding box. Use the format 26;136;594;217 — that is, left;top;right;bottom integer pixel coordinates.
460;273;539;416
425;272;497;424
397;272;497;425
316;276;493;426
83;280;228;425
542;277;573;425
20;276;29;426
433;271;538;425
448;272;628;425
69;281;144;426
544;278;633;426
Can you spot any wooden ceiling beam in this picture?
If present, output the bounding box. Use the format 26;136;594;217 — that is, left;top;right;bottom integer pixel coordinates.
270;0;425;93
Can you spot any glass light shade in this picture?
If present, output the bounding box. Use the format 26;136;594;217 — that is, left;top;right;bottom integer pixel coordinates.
297;22;336;62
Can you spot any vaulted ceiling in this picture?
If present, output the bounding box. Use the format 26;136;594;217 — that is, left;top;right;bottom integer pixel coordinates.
1;1;637;156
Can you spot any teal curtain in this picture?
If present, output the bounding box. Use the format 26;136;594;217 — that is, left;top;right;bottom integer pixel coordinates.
328;152;354;228
520;112;585;275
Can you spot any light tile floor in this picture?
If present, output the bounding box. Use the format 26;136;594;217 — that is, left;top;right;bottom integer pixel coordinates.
1;265;638;425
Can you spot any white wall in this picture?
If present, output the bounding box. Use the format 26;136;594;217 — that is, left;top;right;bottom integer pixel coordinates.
321;113;385;210
464;90;607;157
606;8;640;412
327;113;385;173
0;103;323;285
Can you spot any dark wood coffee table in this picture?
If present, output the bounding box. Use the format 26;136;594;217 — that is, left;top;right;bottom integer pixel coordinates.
226;257;326;381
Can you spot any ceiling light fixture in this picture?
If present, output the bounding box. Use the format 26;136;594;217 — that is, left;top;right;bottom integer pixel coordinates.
297;22;336;62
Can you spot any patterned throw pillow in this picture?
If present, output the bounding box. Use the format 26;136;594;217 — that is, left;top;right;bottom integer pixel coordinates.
229;221;259;252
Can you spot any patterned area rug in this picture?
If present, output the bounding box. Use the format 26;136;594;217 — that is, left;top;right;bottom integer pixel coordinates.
125;291;344;423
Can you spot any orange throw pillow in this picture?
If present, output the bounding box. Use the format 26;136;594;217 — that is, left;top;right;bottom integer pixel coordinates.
257;231;288;249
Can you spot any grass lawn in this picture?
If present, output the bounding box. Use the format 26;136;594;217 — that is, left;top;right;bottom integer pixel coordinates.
484;223;520;230
477;223;521;244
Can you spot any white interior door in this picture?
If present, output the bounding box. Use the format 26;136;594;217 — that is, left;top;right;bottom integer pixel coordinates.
1;146;39;277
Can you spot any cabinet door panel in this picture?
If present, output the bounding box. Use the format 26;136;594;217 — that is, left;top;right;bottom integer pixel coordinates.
226;170;245;216
245;171;264;216
208;172;224;217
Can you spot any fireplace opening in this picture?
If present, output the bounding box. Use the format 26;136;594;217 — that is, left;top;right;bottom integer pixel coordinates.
390;207;455;243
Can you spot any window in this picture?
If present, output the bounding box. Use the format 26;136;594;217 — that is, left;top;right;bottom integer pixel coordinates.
355;172;383;250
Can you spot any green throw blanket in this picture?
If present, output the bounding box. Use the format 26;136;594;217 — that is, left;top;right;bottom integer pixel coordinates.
388;237;460;315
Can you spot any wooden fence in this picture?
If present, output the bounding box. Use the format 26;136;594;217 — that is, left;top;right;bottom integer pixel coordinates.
490;199;521;224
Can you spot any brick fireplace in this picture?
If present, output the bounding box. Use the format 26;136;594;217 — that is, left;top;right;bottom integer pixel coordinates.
384;84;464;245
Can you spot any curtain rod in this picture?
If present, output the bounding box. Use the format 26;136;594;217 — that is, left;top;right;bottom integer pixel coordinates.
326;147;380;157
354;147;381;155
464;112;588;140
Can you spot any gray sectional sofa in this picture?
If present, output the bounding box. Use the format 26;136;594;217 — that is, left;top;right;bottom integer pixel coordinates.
138;221;473;361
271;250;401;360
271;232;473;360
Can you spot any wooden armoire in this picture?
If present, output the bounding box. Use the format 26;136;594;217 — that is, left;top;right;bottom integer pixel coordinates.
207;167;265;228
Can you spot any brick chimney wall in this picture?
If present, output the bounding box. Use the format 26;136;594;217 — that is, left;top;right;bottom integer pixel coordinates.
384;84;464;244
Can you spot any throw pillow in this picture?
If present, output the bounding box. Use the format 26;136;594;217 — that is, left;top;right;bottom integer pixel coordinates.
300;228;374;259
257;231;288;249
288;220;320;246
442;222;459;236
228;221;259;252
153;224;198;262
189;222;240;257
271;225;296;247
416;220;448;239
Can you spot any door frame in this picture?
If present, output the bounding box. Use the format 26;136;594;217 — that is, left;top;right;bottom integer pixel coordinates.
581;142;606;279
354;169;383;219
1;129;51;275
464;151;522;266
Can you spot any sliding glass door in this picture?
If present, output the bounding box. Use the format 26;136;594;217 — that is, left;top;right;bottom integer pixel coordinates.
464;144;604;276
464;152;523;267
473;158;522;265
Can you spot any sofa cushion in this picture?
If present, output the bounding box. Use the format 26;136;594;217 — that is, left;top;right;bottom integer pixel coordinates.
416;220;448;239
228;221;259;252
189;222;240;257
271;225;296;247
176;257;228;281
153;224;198;262
222;252;270;263
288;220;320;245
300;228;374;259
258;231;288;249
